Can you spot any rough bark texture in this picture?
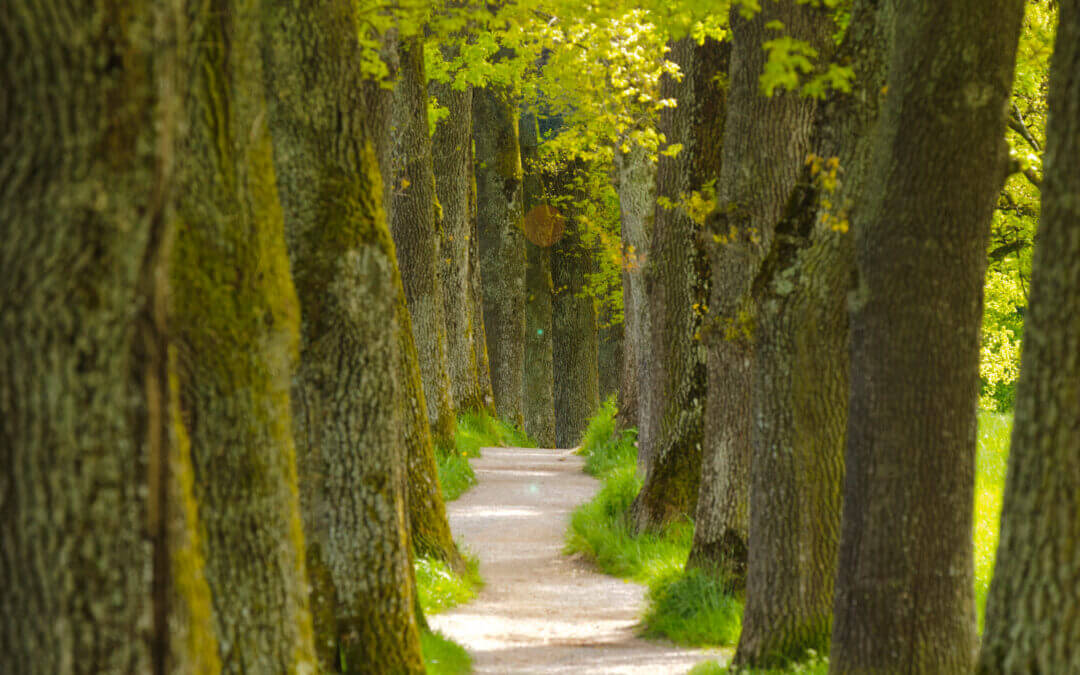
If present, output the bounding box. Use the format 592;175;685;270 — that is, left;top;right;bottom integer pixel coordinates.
390;37;457;447
432;65;485;412
170;2;319;671
0;4;210;673
261;2;423;672
521;112;558;447
552;162;601;449
830;1;1025;671
629;39;722;532
978;3;1080;670
725;1;885;665
613;145;656;434
473;84;526;427
598;321;624;401
470;137;498;413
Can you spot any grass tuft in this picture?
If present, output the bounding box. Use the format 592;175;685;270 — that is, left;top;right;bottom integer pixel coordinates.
415;553;483;615
420;629;472;675
688;651;829;674
643;568;743;646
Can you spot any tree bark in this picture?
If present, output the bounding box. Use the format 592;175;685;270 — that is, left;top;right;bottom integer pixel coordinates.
552;162;601;448
613;145;656;434
728;1;889;664
629;38;723;532
830;0;1025;671
473;84;526;427
598;321;624;401
0;4;213;673
390;37;457;448
170;2;322;671
261;2;424;672
432;64;485;413
978;2;1080;670
521;112;558;447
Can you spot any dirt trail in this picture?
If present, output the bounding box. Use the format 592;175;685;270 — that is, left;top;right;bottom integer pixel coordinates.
428;446;717;674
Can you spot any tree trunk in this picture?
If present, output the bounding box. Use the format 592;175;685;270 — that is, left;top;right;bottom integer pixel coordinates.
613;145;656;433
629;38;723;532
432;66;485;412
473;84;526;427
0;4;215;674
261;2;424;672
390;37;457;448
830;0;1025;671
978;2;1080;670
170;2;321;671
735;1;890;664
552;162;601;448
521;112;558;447
598;321;623;401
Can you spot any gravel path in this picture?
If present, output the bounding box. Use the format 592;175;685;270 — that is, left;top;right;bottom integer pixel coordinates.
428;446;718;674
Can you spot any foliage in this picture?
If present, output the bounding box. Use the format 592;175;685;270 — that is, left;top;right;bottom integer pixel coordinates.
975;411;1012;630
688;653;829;674
437;409;537;501
576;395;637;475
643;568;743;646
420;629;472;675
414;553;483;614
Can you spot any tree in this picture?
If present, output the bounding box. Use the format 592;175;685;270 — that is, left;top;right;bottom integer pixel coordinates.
521;111;558;447
552;162;602;448
599;322;624;400
473;83;526;427
830;0;1025;670
613;144;656;434
432;50;487;413
260;0;424;670
391;36;457;448
0;2;222;672
170;2;320;670
725;0;887;664
629;37;722;533
978;1;1080;669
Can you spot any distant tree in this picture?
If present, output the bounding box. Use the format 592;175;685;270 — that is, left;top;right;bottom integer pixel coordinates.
474;82;526;427
830;0;1025;670
978;0;1080;669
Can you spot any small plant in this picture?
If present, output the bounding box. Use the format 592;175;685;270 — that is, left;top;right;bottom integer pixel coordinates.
414;553;483;615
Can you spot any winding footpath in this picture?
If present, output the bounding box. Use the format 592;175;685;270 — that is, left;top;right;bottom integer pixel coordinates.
428;446;716;674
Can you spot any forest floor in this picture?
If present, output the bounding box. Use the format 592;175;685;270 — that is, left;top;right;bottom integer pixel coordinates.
428;446;717;674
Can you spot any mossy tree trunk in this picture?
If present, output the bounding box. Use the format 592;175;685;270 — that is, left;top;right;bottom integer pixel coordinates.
170;2;320;671
552;162;601;449
0;4;218;673
830;0;1024;671
432;61;486;413
613;145;656;434
390;37;457;448
728;1;888;665
978;3;1080;670
520;112;558;447
629;38;722;533
473;84;526;427
260;2;424;672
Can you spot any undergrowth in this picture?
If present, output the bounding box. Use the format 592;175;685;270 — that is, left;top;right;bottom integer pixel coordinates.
568;401;1014;673
415;554;483;614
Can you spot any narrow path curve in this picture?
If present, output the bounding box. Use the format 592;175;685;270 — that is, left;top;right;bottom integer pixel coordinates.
428;447;715;674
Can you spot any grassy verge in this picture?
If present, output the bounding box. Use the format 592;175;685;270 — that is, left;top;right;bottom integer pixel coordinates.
436;409;537;502
421;629;472;675
569;402;1013;673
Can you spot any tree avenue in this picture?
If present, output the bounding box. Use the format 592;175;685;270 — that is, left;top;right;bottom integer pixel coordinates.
3;0;1078;672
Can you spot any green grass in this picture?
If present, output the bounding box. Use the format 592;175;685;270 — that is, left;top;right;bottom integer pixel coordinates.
436;409;537;502
415;554;483;615
568;404;1014;672
421;629;472;675
975;410;1012;629
687;652;829;674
